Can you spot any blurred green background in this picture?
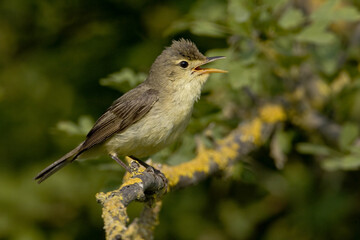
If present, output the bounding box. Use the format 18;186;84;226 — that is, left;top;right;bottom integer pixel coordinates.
1;0;360;239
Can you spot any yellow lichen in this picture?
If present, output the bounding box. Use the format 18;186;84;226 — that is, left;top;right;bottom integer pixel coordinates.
259;104;286;123
121;177;143;188
162;137;243;188
212;140;239;170
239;118;262;145
210;150;226;170
96;191;124;203
315;78;330;98
288;87;305;102
162;145;212;188
331;71;350;94
100;195;128;239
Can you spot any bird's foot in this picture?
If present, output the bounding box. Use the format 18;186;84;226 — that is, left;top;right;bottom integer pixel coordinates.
129;155;153;169
129;156;168;189
143;164;168;196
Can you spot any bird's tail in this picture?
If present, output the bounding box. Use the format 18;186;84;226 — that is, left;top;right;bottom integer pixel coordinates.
34;143;83;184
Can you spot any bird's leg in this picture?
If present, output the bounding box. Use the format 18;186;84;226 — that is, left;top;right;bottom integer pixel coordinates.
110;153;131;173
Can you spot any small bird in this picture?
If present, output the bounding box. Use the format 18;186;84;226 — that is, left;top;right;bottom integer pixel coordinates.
35;39;226;183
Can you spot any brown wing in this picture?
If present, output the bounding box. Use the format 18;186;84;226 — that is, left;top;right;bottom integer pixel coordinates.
75;86;159;158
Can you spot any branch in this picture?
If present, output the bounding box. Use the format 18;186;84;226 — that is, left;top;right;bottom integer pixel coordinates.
96;104;286;240
96;167;167;240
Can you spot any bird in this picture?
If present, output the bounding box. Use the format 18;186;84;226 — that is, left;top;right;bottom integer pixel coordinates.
35;39;227;183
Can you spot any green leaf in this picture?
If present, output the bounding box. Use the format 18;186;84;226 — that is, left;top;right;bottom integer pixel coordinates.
322;155;360;171
227;63;246;89
191;0;227;22
296;22;337;44
296;143;335;156
190;20;226;37
56;121;81;135
78;116;94;133
271;129;295;169
228;0;250;23
276;129;295;154
56;116;94;136
164;20;191;36
310;0;337;24
335;6;360;22
227;63;261;91
310;0;360;23
314;41;341;75
100;68;146;92
339;123;359;151
339;155;360;170
262;0;288;11
348;146;360;155
278;8;304;29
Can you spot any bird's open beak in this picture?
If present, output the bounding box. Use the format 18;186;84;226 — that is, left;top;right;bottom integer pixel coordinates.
193;56;227;74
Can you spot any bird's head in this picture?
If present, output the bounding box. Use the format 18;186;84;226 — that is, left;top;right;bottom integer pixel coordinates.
147;39;226;89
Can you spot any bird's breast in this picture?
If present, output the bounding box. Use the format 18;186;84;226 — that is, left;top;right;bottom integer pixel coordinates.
104;95;194;158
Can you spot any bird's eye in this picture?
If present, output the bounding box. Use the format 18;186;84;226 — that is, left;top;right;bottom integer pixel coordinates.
179;61;189;68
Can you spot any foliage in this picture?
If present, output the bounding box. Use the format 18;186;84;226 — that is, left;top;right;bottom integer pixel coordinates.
1;0;360;239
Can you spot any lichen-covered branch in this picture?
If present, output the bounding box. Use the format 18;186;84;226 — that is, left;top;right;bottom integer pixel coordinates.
291;109;341;146
162;104;286;190
96;104;286;240
96;167;167;240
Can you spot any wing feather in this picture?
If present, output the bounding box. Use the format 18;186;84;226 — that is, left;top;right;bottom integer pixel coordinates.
75;86;159;157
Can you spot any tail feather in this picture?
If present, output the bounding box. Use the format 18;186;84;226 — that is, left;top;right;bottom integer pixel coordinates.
34;143;83;183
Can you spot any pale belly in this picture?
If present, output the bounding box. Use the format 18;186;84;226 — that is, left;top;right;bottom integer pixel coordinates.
104;102;193;158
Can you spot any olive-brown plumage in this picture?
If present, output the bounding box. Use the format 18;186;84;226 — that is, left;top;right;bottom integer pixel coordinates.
35;39;226;183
